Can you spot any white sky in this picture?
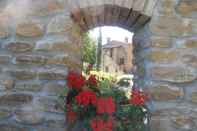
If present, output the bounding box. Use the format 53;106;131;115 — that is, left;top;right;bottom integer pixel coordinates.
89;26;134;45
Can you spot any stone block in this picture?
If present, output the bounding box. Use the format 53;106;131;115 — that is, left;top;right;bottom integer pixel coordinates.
37;67;67;80
0;124;28;131
176;0;197;18
15;55;47;65
47;15;73;34
0;93;33;107
150;66;197;83
15;110;45;125
149;85;184;101
5;42;33;53
147;50;177;62
149;16;195;37
16;21;44;37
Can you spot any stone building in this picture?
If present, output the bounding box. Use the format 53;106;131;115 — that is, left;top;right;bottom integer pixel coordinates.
101;37;133;75
0;0;196;130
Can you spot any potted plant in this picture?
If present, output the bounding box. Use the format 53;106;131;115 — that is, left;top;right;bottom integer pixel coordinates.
60;70;148;131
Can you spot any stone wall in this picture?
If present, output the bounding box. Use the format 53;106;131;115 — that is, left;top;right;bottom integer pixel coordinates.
133;0;197;130
0;0;82;130
0;0;196;131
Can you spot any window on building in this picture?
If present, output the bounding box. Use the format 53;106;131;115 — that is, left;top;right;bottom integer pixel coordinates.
105;66;109;72
119;58;125;65
110;48;113;58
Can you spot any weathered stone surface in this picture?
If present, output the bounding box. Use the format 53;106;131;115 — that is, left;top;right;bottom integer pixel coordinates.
47;15;73;34
0;79;14;90
191;92;197;104
47;55;81;69
0;26;9;38
0;110;11;119
150;66;197;83
149;37;173;48
0;15;10;38
15;81;43;92
157;0;176;15
0;124;28;131
15;55;47;65
5;42;33;53
7;69;36;80
0;55;11;64
36;120;66;131
37;67;67;80
172;115;196;130
185;39;197;48
182;54;197;68
0;93;33;107
176;0;197;18
16;21;44;37
15;110;45;125
150;16;194;37
147;50;177;62
35;39;79;52
149;85;184;101
31;0;66;16
38;97;64;113
43;82;65;95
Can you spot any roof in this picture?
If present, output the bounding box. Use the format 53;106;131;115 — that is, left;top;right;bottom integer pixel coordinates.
102;40;131;49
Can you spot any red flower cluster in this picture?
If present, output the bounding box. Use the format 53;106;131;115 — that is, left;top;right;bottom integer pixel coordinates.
96;97;115;115
90;118;113;131
66;104;76;123
130;89;146;106
66;71;85;90
87;75;97;86
75;90;97;106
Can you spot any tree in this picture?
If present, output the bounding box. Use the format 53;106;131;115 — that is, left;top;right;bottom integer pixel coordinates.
96;28;102;71
82;33;96;65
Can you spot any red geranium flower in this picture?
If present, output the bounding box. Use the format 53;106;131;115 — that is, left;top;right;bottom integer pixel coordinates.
87;75;98;86
90;118;113;131
75;90;97;106
66;104;77;123
66;71;85;90
130;89;146;106
96;97;115;115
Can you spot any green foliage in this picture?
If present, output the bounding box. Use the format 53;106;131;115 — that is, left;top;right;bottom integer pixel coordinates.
82;33;96;65
96;28;102;70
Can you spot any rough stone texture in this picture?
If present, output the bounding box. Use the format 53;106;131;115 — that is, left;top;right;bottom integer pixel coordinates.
0;55;11;64
149;37;173;48
0;0;196;130
0;93;33;107
15;110;45;125
16;21;44;37
0;110;11;119
47;15;73;34
15;55;47;65
0;124;28;131
176;0;197;18
150;66;197;83
15;81;43;92
149;85;184;101
5;42;34;53
191;92;197;104
149;15;196;37
182;54;197;68
147;50;177;62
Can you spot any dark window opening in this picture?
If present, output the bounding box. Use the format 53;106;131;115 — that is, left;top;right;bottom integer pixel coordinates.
105;66;109;72
119;58;125;65
110;48;113;58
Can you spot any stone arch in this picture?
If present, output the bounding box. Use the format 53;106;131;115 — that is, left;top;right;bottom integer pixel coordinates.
0;0;196;131
67;0;155;32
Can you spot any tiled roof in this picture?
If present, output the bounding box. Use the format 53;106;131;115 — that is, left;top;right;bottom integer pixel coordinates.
102;40;131;49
